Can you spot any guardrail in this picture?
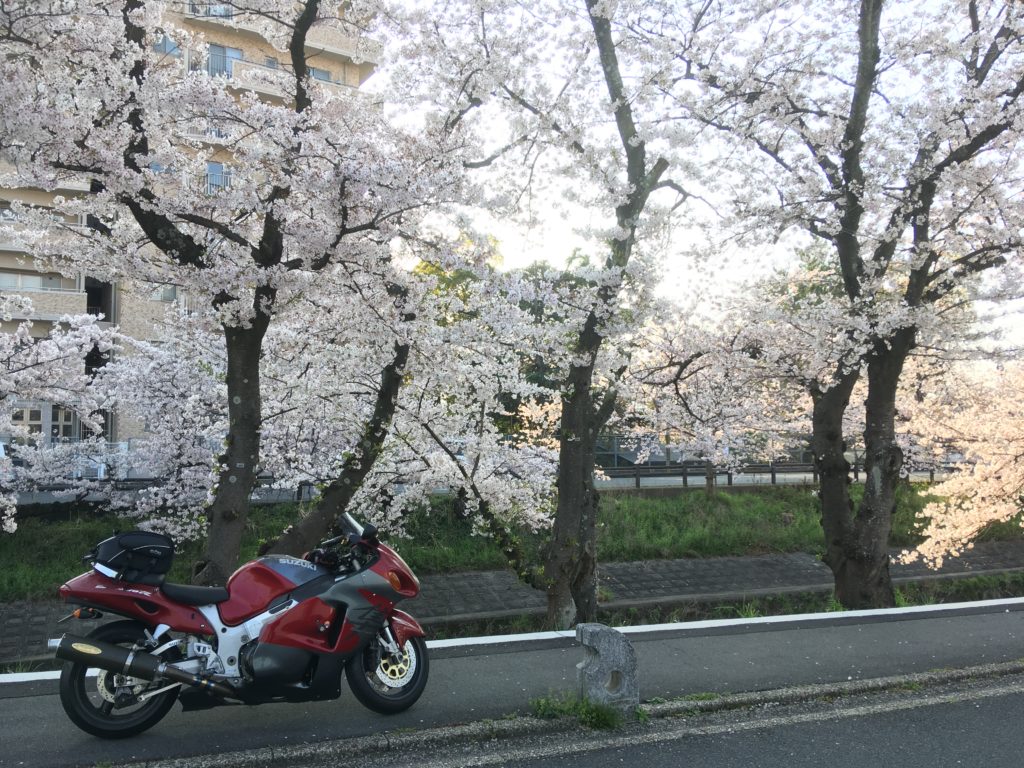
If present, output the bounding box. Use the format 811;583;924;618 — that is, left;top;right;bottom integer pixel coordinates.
602;461;950;489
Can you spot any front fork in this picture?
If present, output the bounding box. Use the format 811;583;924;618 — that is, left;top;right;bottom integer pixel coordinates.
381;625;400;654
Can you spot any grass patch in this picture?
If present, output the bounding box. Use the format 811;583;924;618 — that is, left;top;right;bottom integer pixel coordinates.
896;572;1024;604
388;499;528;574
597;487;824;560
530;693;623;729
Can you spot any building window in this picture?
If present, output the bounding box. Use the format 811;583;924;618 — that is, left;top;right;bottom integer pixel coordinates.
206;161;232;193
309;66;331;82
11;407;42;437
205;44;243;78
51;406;78;440
153;33;180;58
0;270;78;292
265;56;279;69
151;284;178;302
189;2;234;17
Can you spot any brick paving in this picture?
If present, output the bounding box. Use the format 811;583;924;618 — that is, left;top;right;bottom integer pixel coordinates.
5;540;1024;665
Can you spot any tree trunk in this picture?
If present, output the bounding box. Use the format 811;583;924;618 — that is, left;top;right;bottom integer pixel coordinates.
192;323;267;585
264;341;410;556
814;329;915;609
544;359;603;628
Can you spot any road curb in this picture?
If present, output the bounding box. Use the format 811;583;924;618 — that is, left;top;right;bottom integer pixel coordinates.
122;658;1024;768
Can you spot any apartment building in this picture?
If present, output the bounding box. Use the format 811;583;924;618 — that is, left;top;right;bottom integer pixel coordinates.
0;1;375;448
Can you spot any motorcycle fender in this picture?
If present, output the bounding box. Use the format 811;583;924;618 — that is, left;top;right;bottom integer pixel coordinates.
389;609;425;648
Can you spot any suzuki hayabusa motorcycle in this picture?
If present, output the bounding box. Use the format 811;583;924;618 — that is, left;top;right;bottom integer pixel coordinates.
49;514;427;739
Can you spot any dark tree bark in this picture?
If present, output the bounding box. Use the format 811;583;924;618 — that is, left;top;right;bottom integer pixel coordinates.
263;339;410;556
537;1;671;628
544;346;607;627
192;321;269;584
113;1;342;584
812;328;916;609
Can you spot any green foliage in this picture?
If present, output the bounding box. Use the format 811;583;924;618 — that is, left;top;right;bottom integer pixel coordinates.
0;515;126;601
876;483;942;548
530;693;622;730
893;587;909;608
896;572;1024;604
736;602;763;618
389;498;530;574
597;488;825;561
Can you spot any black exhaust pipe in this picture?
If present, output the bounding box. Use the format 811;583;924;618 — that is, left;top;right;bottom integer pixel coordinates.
53;633;236;699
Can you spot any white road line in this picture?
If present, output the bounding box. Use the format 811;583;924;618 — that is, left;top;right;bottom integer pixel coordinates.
6;596;1024;684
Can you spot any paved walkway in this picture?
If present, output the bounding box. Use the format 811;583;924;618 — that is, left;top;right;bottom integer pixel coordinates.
5;540;1024;664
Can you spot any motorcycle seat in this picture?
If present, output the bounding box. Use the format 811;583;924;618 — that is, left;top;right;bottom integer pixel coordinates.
160;582;230;605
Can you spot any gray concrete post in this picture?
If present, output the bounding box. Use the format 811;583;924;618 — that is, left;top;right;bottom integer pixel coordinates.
576;623;639;715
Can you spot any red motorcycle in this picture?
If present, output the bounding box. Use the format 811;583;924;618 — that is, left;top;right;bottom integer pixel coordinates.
50;514;428;739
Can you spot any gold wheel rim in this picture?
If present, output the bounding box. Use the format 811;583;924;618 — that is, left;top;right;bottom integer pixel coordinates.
379;649;411;680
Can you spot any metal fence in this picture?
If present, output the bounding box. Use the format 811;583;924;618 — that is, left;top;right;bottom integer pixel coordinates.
601;461;950;489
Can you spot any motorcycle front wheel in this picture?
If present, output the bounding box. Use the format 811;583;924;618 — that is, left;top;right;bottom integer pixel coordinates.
58;620;180;739
345;632;428;714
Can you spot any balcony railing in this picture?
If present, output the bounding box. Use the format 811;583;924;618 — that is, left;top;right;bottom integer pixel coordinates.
180;1;379;72
187;51;356;98
0;273;81;293
187;2;234;18
185;119;229;142
205;171;232;194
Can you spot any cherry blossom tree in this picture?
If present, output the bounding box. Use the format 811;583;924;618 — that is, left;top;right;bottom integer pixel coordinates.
633;310;809;476
94;308;225;541
902;362;1024;567
0;296;114;533
637;0;1024;607
0;0;470;582
349;265;560;584
405;0;702;626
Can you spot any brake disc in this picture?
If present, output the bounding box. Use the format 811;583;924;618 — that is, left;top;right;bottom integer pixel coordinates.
95;670;147;704
375;643;417;688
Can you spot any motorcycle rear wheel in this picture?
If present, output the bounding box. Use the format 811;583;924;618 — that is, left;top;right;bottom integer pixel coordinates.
58;620;180;739
346;632;428;714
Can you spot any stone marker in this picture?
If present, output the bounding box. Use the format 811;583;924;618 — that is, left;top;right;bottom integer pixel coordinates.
576;622;639;714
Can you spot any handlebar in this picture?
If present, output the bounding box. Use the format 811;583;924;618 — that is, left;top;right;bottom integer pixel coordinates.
317;513;379;550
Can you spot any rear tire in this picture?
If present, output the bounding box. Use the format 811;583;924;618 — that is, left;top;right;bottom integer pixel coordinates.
346;632;428;714
58;620;179;739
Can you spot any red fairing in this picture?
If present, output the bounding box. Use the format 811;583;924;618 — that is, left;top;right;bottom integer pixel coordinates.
260;597;341;654
219;560;297;626
58;571;212;635
369;543;420;598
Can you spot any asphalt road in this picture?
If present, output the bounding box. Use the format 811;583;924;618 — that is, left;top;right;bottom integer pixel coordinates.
2;604;1024;767
416;677;1024;768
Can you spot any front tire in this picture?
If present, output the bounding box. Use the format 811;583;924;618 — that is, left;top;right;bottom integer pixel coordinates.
58;620;179;739
346;632;428;714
